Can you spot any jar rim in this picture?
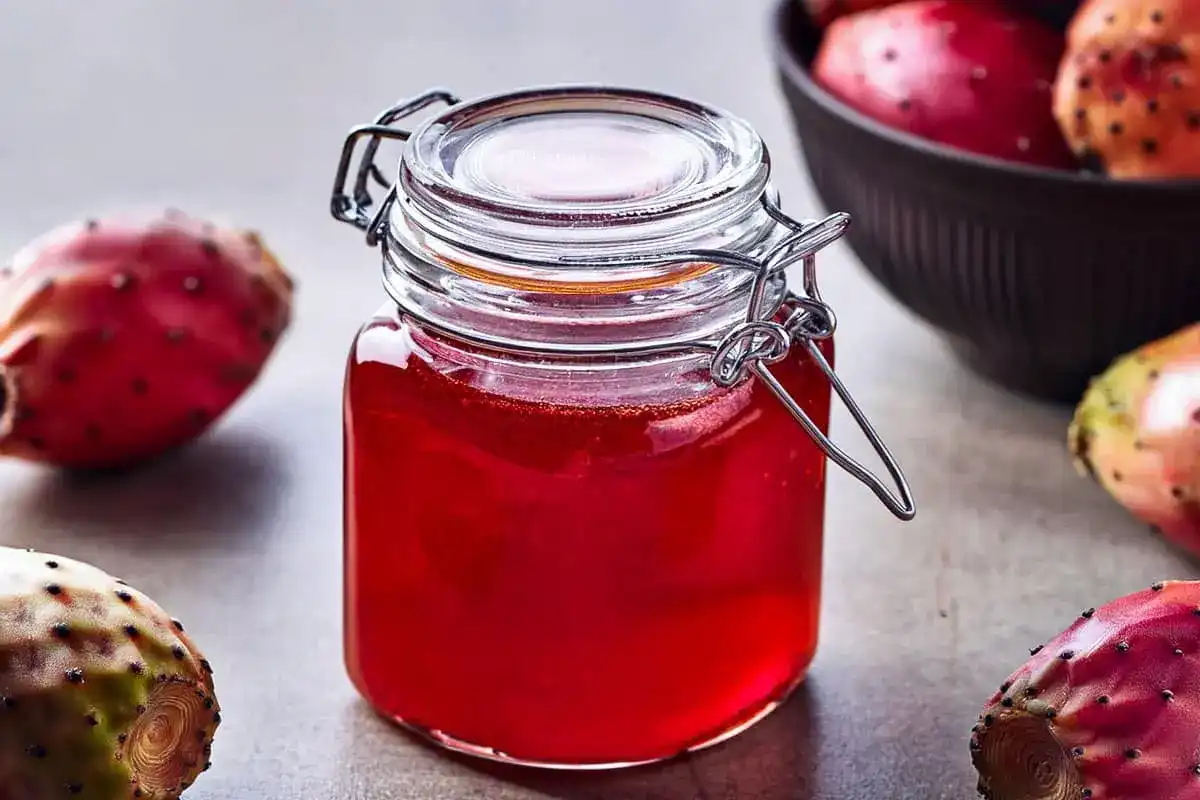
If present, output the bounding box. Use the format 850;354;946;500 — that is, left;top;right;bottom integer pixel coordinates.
329;85;917;522
394;85;771;257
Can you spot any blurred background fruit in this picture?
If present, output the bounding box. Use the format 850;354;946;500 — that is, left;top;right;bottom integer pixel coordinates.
1055;0;1200;178
1069;322;1200;559
812;0;1076;168
773;0;1200;401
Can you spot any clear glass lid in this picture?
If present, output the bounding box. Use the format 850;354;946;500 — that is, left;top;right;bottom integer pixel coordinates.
394;86;772;257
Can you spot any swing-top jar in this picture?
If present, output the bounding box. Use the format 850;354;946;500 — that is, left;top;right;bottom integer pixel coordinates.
330;85;915;769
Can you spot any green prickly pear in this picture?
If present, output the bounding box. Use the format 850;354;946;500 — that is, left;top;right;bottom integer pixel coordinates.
1068;322;1200;557
0;546;220;799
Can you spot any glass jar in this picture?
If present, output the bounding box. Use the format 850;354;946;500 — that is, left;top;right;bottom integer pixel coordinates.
330;86;915;769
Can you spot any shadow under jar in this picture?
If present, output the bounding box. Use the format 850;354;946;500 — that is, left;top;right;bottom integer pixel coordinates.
330;86;916;769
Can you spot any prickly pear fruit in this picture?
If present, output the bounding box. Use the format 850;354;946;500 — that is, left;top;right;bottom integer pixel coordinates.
803;0;1082;30
971;580;1200;799
0;211;293;469
0;546;219;799
1054;0;1200;178
1068;322;1200;558
811;0;1078;169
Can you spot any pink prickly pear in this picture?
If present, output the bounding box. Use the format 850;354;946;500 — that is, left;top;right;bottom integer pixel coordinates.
1068;322;1200;559
0;211;294;470
810;0;1078;169
971;580;1200;799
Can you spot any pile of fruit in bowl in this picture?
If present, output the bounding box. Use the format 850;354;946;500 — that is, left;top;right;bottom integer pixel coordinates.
773;0;1200;402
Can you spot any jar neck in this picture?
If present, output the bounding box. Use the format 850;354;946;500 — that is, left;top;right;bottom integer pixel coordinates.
380;188;793;358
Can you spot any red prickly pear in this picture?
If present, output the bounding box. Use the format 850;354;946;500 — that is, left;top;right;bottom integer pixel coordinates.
971;580;1200;799
1068;322;1200;558
802;0;1082;30
1054;0;1200;178
811;0;1078;169
0;211;294;469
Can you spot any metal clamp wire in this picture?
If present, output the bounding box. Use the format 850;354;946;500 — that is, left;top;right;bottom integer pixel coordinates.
329;87;916;522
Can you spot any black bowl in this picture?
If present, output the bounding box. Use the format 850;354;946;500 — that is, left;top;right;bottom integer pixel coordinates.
771;0;1200;403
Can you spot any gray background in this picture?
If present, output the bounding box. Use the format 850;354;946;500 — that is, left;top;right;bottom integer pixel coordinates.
0;1;1190;798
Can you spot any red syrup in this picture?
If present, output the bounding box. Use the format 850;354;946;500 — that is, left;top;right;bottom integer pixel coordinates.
344;305;834;766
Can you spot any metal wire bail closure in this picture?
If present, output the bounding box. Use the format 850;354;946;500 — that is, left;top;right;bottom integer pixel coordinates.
329;88;916;522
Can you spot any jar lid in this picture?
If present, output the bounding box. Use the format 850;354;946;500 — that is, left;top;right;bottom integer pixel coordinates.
329;85;916;523
394;86;771;257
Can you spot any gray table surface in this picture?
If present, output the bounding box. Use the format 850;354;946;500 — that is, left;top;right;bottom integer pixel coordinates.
0;2;1190;798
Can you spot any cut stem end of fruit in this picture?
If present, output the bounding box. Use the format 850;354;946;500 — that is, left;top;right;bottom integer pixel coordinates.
123;679;216;797
972;710;1083;800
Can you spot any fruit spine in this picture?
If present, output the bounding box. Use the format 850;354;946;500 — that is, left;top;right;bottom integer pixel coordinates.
972;580;1200;799
0;546;219;799
0;211;294;469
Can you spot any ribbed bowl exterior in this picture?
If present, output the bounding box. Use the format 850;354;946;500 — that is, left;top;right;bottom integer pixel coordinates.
772;0;1200;402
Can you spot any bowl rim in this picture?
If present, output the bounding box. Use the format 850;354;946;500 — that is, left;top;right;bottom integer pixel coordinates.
769;0;1200;195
